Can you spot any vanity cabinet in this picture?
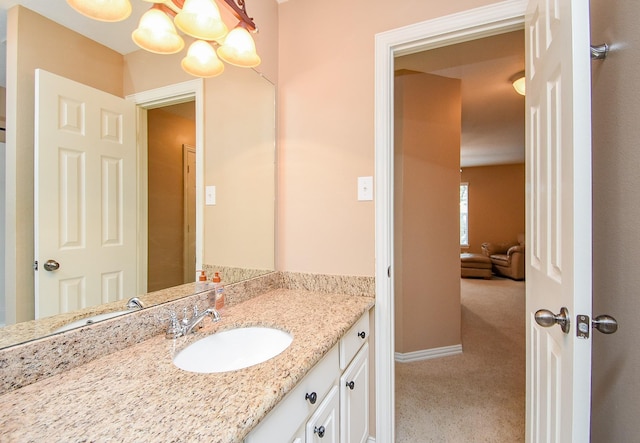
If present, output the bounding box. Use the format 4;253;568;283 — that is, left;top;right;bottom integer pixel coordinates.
245;309;370;443
340;343;369;443
306;385;340;442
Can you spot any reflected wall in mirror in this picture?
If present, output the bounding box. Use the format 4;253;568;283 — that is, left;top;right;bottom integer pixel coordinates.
1;5;275;348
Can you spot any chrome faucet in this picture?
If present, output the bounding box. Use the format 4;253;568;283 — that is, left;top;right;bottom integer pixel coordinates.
126;297;144;310
166;306;221;339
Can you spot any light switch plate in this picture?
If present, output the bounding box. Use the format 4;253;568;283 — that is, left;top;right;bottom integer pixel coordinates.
205;185;216;205
358;176;373;201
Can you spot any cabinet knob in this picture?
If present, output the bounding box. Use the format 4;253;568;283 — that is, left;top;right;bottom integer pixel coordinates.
314;426;326;438
305;391;317;405
346;380;355;390
357;331;366;339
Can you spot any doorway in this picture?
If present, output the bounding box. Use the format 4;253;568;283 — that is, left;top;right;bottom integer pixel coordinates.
146;102;196;292
373;2;528;440
392;30;526;439
128;79;204;296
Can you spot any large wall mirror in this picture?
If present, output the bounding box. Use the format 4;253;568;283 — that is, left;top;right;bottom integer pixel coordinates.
0;5;275;349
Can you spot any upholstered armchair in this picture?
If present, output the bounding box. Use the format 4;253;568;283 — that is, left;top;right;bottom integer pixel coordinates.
481;238;525;281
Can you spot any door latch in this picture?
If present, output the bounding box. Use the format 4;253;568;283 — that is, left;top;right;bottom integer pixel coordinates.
34;260;38;271
577;314;619;339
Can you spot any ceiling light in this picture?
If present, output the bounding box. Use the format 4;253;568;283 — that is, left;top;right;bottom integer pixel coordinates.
511;71;526;96
182;40;225;77
66;0;132;22
132;7;184;54
217;24;261;68
66;0;260;78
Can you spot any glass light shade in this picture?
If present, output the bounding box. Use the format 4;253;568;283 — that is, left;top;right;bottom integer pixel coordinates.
132;9;185;54
217;26;261;68
512;76;526;96
66;0;132;22
174;0;228;41
181;40;225;77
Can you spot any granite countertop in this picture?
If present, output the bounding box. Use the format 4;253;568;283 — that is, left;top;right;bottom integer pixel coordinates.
0;288;374;442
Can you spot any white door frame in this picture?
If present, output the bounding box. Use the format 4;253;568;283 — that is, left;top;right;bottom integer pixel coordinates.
373;1;527;440
126;80;204;295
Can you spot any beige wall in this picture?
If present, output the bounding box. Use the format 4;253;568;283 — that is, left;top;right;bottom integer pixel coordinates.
461;163;525;254
276;0;497;276
590;0;640;440
147;106;196;292
394;71;462;354
6;6;124;322
202;66;276;271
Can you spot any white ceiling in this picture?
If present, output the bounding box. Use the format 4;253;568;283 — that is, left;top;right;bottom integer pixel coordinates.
1;2;524;167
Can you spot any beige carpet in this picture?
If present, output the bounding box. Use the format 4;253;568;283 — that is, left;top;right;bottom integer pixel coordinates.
395;277;525;442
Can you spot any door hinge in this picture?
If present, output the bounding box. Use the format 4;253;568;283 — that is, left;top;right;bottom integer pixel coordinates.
34;260;38;271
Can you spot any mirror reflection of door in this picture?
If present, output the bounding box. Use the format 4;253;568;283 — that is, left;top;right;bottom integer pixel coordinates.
34;70;137;319
146;102;196;292
183;144;196;283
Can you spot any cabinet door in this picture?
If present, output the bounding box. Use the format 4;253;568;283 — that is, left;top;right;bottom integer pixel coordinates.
340;343;369;443
306;385;340;443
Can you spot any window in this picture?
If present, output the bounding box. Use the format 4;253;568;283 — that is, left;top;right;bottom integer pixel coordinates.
460;183;469;246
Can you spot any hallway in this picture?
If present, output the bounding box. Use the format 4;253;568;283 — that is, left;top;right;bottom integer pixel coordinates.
395;277;525;442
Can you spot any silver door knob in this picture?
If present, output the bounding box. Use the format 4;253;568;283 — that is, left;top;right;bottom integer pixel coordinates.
535;307;570;334
592;315;618;334
43;259;60;272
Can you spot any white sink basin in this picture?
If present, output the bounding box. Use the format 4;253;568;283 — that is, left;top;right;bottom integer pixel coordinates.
173;327;293;373
53;310;131;333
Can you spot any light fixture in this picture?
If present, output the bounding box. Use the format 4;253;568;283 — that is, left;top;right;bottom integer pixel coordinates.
181;40;225;77
67;0;132;22
511;71;526;96
66;0;260;78
217;23;261;68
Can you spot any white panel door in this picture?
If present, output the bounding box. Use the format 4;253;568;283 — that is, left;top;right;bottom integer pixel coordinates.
35;69;137;319
525;0;593;441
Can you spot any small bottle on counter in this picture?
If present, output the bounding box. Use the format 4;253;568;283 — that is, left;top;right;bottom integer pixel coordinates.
212;272;225;311
196;270;210;291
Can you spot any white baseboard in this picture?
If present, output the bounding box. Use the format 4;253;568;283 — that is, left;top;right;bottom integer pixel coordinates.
368;437;376;443
394;344;462;363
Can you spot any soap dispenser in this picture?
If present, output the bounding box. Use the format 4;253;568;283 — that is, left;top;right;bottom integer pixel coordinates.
212;272;225;311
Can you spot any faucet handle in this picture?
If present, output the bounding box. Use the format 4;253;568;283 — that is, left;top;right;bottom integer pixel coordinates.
192;304;203;331
181;307;190;326
165;311;182;339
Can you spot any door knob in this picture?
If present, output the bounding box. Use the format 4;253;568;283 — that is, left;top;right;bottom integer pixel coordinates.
534;307;570;333
43;259;60;272
592;315;618;334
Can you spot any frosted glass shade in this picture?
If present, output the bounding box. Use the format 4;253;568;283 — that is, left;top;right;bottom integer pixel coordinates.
512;76;526;95
66;0;132;22
132;9;185;54
181;40;225;77
174;0;228;41
217;26;261;68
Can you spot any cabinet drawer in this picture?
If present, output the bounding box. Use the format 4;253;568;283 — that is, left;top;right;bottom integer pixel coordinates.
339;310;370;370
245;344;339;442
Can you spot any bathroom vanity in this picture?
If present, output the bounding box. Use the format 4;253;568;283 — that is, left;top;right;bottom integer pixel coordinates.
0;286;374;442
